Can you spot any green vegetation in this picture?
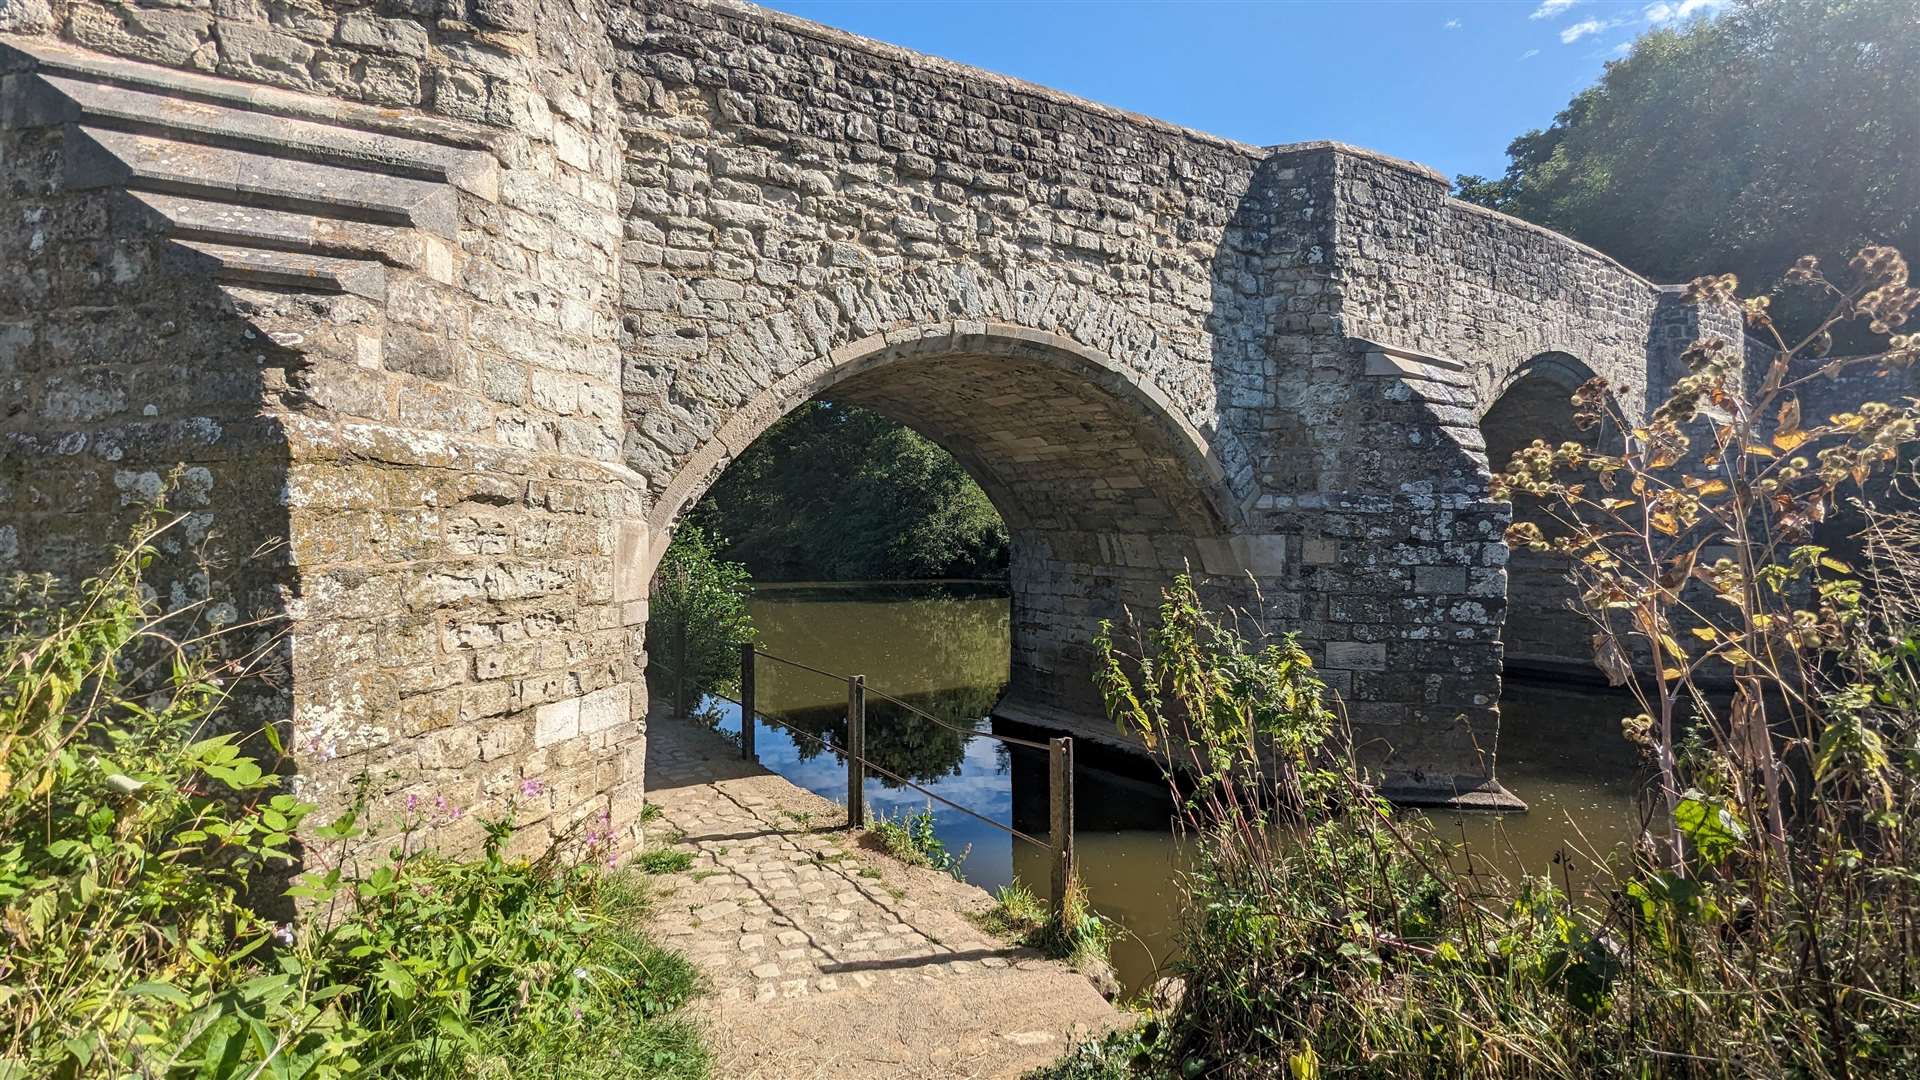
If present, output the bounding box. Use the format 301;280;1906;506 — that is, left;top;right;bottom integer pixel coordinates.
1455;0;1918;339
869;805;968;880
691;401;1009;581
981;881;1114;975
645;523;755;717
1039;249;1920;1077
635;848;695;875
0;516;706;1079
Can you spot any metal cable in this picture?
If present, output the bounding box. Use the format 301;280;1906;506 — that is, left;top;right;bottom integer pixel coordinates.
852;749;1051;851
752;649;1050;751
861;683;1051;750
750;649;848;683
704;690;1051;852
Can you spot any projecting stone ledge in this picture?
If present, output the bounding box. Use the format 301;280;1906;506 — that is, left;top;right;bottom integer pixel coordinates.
992;696;1528;814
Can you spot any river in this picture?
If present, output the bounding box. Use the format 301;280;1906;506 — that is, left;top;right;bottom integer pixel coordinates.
697;581;1649;996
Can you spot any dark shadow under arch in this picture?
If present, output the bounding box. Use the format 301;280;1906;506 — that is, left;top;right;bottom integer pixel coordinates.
646;323;1247;720
1481;352;1607;679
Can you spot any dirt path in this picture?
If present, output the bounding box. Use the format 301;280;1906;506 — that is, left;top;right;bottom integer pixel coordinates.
641;714;1120;1079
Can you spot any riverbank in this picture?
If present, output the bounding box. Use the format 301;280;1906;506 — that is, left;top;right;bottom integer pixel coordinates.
641;711;1120;1079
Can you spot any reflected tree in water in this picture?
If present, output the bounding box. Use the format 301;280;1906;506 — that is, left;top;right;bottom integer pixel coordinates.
763;683;1007;787
750;583;1013;785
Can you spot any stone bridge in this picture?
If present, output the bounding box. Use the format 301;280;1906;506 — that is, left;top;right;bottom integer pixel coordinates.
0;0;1746;844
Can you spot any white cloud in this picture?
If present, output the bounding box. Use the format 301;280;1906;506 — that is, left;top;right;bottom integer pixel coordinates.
1530;0;1581;18
1612;40;1634;54
1647;0;1726;24
1520;48;1541;60
1560;17;1610;42
1444;17;1462;29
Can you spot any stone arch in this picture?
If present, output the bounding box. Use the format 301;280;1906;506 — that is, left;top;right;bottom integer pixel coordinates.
1479;352;1608;678
633;319;1262;722
1478;351;1601;468
644;323;1240;549
622;265;1262;542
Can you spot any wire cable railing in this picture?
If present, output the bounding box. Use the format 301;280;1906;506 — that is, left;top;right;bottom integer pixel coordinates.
701;686;1051;851
754;649;1052;751
650;633;1077;916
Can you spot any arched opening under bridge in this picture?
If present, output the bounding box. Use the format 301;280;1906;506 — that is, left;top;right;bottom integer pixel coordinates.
1481;352;1612;680
645;327;1247;728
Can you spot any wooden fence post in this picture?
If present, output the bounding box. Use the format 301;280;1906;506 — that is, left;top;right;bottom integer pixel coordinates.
739;643;756;760
675;617;689;718
846;675;866;828
1050;736;1076;921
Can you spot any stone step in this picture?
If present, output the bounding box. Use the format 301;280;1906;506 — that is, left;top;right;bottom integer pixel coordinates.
28;72;498;201
1;35;489;300
168;239;387;301
129;191;448;282
0;36;499;164
67;125;459;238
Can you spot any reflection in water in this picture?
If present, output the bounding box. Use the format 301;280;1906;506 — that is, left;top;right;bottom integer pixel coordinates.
712;581;1647;996
746;582;1007;785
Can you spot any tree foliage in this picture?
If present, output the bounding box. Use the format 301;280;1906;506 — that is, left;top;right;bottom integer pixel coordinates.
645;524;755;718
691;402;1009;582
1456;0;1920;334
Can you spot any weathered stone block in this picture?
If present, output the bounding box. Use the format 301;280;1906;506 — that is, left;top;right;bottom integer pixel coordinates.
1302;536;1341;565
534;697;579;748
417;727;482;770
1324;641;1388;671
578;684;629;734
1414;565;1468;595
0;0;52;34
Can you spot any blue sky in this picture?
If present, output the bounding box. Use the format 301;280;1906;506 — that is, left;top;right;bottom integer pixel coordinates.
754;0;1730;182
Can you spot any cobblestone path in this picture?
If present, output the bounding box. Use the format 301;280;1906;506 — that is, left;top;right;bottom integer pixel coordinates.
642;714;1120;1079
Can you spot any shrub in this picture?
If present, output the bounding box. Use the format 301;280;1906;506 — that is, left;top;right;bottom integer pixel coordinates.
0;514;708;1079
645;524;755;718
0;519;308;1075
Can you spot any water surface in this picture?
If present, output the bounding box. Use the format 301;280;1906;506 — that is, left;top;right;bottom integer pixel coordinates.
701;580;1646;995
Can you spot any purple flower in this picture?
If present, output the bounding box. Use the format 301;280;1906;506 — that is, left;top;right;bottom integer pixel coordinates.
435;794;462;819
520;778;546;798
272;923;295;946
406;794;420;812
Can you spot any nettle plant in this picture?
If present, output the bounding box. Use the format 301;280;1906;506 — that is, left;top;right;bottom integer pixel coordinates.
1496;245;1920;877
